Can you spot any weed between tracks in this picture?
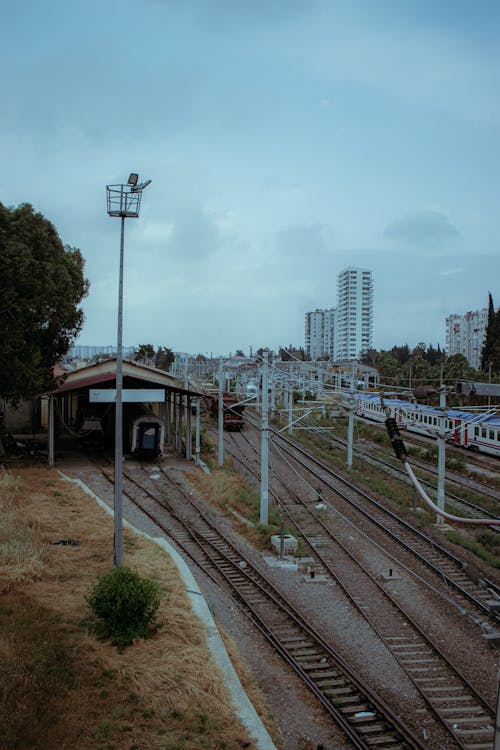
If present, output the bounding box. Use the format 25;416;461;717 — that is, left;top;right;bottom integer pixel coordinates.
188;464;284;550
0;468;269;750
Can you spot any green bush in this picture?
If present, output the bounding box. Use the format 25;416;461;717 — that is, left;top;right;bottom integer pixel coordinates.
85;567;162;648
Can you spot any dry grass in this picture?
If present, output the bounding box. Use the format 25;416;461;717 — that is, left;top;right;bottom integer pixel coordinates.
0;466;268;750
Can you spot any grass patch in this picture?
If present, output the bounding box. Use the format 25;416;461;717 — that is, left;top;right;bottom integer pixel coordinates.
446;530;500;569
0;472;45;591
0;467;272;750
187;466;285;550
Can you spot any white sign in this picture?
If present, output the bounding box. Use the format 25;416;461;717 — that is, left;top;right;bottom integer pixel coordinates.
89;389;165;403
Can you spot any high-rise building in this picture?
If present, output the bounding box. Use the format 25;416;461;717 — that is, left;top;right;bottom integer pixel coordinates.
445;309;488;370
335;267;373;361
304;308;335;360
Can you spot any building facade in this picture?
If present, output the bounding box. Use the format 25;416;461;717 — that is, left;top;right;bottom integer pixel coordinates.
335;267;373;361
445;309;488;370
304;309;333;360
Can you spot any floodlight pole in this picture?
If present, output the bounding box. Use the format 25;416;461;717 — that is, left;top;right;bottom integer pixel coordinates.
106;175;150;568
114;216;125;567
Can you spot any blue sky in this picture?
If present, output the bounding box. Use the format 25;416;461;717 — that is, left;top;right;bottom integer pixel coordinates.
2;0;499;356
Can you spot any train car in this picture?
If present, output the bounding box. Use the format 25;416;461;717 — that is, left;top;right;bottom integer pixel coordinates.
128;406;164;458
77;403;164;457
353;392;499;458
209;392;245;431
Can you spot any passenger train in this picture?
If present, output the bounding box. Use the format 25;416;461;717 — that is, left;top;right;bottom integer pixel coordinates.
353;392;500;458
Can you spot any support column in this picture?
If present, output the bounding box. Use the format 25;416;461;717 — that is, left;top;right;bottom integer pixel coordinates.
195;398;201;465
159;402;167;452
165;391;171;445
185;396;192;460
48;396;55;468
176;393;183;454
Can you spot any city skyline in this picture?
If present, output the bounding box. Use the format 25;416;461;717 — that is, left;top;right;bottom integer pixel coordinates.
2;1;499;355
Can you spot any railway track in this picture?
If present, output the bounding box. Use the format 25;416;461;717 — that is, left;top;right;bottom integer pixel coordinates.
352;417;500;480
100;463;428;749
265;426;500;621
224;432;498;749
294;422;500;519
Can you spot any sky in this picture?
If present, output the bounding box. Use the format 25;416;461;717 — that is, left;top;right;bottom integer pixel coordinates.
2;0;500;358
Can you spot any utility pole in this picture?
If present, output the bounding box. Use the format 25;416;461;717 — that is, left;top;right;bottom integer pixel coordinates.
288;378;293;435
260;349;269;525
436;383;447;527
218;358;224;467
347;362;355;468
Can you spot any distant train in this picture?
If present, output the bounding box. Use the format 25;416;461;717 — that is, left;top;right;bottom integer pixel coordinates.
353;392;500;458
208;392;245;431
77;403;164;458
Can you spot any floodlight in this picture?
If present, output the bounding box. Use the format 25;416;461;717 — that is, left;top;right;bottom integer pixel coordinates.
128;173;139;186
131;178;152;192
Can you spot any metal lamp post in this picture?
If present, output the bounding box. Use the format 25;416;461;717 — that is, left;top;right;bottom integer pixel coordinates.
106;173;151;567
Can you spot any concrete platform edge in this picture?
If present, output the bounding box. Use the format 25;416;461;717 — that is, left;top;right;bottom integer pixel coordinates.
58;472;277;750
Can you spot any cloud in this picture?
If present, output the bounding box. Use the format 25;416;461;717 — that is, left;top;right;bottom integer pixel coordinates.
273;222;331;258
383;210;460;246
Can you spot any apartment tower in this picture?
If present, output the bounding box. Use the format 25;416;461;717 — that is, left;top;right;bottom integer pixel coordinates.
335;267;373;361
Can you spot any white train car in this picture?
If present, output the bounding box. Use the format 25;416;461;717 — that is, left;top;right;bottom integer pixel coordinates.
353;393;500;458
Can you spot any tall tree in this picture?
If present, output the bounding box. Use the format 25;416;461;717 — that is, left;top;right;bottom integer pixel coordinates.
0;202;88;405
134;344;155;364
481;292;500;372
154;346;174;371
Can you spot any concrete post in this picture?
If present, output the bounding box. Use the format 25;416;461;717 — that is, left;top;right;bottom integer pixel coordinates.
218;358;224;467
437;387;446;526
260;350;269;525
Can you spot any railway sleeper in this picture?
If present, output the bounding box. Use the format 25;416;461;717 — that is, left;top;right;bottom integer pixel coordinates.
287;645;319;656
301;661;337;672
452;728;494;737
357;723;395;735
398;657;437;664
307;669;342;679
278;635;312;644
293;650;323;660
312;677;348;688
363;735;407;747
338;702;372;715
439;706;488;715
324;687;359;699
444;716;493;728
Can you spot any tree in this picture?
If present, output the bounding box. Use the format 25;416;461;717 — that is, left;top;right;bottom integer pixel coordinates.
154;346;174;371
0;202;88;405
481;292;500;373
134;344;155;364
